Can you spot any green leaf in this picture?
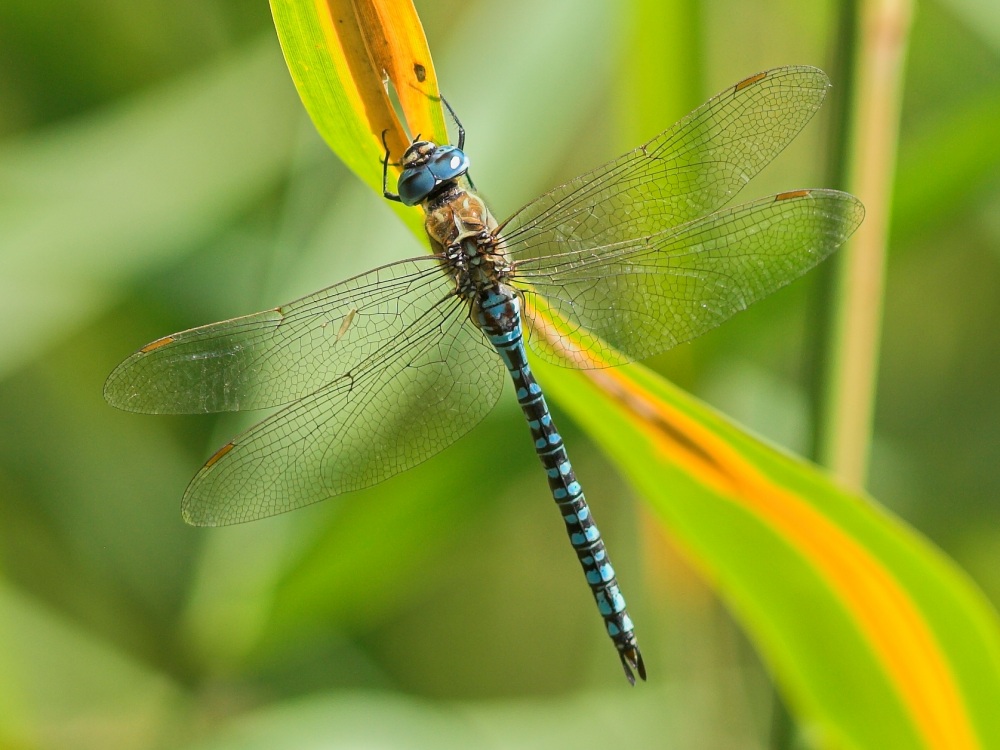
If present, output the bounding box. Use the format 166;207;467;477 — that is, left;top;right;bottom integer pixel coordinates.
534;358;1000;749
0;582;184;749
269;0;448;242
0;39;299;377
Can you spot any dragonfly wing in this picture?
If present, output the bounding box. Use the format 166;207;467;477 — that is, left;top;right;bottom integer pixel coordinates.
104;257;450;414
182;293;504;525
500;66;831;262
514;190;864;368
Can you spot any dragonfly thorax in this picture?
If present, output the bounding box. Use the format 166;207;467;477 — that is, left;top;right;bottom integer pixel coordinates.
423;183;511;303
397;140;470;206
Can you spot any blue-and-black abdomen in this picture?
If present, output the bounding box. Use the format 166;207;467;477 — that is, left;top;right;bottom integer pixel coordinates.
475;287;644;683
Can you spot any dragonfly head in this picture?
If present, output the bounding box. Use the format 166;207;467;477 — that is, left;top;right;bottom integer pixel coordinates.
397;140;470;206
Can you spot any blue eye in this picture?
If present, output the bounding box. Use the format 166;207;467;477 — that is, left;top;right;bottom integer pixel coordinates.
397;146;470;205
397;167;437;206
427;146;470;182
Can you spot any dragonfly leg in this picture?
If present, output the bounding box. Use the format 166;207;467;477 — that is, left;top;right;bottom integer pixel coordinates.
381;129;402;203
440;95;465;151
439;96;476;190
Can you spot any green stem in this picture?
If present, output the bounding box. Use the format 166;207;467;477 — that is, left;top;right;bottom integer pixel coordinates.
818;0;913;489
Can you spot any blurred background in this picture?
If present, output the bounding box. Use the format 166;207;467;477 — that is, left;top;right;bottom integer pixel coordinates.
1;0;998;747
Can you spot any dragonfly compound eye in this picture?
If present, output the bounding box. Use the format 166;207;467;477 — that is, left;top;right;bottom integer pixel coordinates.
397;145;470;206
426;145;470;182
397;165;438;206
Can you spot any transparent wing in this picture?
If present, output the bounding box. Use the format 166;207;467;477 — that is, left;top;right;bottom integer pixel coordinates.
500;66;831;261
181;294;505;525
514;190;864;368
104;257;451;414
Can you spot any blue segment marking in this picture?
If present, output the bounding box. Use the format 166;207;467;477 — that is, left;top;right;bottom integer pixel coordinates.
471;237;644;682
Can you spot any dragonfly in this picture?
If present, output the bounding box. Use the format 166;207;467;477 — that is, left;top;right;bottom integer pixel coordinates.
105;65;864;685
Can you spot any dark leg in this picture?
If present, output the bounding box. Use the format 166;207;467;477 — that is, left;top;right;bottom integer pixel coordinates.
381;129;401;203
440;96;465;151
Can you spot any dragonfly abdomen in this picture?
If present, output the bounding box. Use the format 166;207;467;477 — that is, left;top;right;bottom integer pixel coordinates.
475;288;646;684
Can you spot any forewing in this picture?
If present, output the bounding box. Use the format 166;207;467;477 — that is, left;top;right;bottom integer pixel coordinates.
515;190;864;368
500;66;831;262
104;257;449;414
182;294;504;525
